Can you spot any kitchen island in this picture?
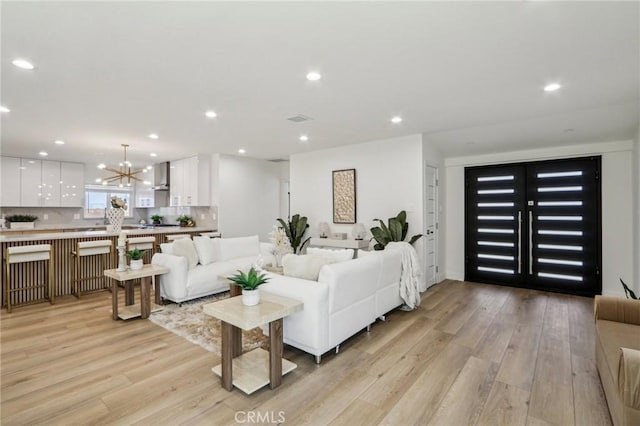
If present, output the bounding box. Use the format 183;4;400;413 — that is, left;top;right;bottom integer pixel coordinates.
1;227;215;308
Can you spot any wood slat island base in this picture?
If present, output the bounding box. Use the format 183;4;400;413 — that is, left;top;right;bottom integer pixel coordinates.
0;227;214;308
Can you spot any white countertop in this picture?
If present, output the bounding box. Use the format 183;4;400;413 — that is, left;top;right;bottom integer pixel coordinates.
0;226;216;243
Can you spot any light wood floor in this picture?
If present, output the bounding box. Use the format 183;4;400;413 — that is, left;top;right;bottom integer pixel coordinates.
1;280;612;426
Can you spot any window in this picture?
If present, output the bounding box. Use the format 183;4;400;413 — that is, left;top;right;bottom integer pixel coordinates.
84;186;133;218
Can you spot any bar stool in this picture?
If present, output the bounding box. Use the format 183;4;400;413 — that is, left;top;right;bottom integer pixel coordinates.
166;234;191;242
70;240;113;298
127;236;157;261
200;232;221;238
4;244;54;313
124;236;157;302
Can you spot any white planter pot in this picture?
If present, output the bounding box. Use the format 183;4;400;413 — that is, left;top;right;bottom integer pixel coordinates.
242;289;260;306
130;259;143;270
106;208;125;233
9;222;35;230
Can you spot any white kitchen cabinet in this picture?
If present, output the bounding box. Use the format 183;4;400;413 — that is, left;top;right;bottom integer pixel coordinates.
135;185;155;208
169;155;210;206
20;159;42;207
1;157;21;206
41;160;61;206
60;162;84;207
0;157;84;207
169;159;184;206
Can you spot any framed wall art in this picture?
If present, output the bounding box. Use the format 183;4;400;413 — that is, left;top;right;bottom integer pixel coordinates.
332;168;356;224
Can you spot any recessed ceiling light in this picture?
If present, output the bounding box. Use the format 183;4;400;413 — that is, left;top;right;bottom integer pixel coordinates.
12;59;35;70
205;111;217;118
95;178;102;183
54;140;65;145
238;148;246;154
39;151;48;156
150;153;157;157
98;163;106;169
391;116;403;124
143;181;151;185
306;72;322;81
0;106;9;113
299;135;309;142
544;83;562;92
148;133;159;139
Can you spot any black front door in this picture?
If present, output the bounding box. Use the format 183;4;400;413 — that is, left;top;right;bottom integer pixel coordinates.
465;156;601;296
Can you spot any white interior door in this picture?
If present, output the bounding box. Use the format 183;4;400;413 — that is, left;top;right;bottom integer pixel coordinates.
424;164;438;287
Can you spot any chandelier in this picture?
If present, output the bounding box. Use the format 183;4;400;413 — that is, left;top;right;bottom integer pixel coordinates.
97;144;150;187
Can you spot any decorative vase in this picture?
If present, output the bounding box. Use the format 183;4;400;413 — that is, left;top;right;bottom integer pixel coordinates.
107;208;125;233
242;289;260;306
274;252;283;268
130;259;143;270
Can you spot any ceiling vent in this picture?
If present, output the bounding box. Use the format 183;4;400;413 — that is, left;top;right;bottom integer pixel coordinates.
287;114;313;123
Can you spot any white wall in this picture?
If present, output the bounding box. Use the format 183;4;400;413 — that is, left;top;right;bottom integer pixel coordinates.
634;128;640;294
217;155;283;241
444;140;635;297
290;134;427;288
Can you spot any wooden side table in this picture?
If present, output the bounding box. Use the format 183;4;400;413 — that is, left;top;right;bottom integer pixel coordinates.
203;293;303;394
104;264;169;320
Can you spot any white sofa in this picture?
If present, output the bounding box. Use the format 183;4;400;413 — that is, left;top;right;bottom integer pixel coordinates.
260;247;404;363
151;235;274;304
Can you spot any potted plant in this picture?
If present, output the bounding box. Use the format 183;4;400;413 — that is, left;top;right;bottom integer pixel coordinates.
227;267;270;306
150;214;163;225
370;210;423;250
176;215;194;227
276;214;310;254
126;248;147;270
6;214;38;230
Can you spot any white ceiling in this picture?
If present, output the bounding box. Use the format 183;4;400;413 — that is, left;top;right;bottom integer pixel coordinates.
1;1;638;167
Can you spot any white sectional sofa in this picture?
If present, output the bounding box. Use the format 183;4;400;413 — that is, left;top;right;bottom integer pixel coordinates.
151;235;274;304
260;247;404;363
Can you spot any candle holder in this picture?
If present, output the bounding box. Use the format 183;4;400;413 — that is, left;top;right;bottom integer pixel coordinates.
116;244;128;272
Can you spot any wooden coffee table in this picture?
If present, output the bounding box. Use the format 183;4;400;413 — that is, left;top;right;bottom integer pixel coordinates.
203;293;303;394
104;264;168;320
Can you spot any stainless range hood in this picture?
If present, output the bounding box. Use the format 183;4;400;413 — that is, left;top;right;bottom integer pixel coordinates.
152;162;170;191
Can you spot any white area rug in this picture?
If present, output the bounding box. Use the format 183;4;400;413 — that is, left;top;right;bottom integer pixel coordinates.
149;293;268;355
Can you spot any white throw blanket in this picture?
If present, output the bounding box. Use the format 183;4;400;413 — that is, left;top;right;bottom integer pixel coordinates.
386;241;422;309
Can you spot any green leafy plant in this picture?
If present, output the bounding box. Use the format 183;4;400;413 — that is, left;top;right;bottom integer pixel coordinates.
150;214;162;223
620;278;638;300
370;210;422;251
276;214;310;254
176;215;193;226
6;214;38;222
227;267;270;291
126;248;146;260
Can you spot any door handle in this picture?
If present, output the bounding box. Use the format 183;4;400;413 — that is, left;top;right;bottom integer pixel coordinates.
529;210;533;275
517;211;522;274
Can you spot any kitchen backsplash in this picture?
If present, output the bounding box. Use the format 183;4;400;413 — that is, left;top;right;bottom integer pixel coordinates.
0;206;218;230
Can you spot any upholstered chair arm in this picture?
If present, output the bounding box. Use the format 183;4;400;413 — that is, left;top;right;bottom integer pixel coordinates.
594;295;640;325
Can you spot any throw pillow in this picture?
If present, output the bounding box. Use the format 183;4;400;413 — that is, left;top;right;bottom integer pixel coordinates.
218;235;259;261
282;254;329;281
193;236;219;265
172;238;199;269
160;242;174;255
306;247;354;263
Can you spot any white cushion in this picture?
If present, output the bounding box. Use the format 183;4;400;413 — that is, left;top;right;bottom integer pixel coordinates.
172;238;199;269
218;235;260;261
282;254;329;281
193;236;220;265
307;247;354;263
160;242;174;255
